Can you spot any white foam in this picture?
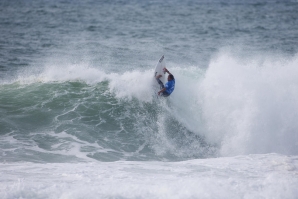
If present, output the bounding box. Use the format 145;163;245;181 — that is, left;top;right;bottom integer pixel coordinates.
0;154;297;199
148;53;298;158
107;70;156;102
200;52;298;156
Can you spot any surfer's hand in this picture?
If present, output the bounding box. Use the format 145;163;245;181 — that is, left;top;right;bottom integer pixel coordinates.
164;68;172;75
156;74;162;79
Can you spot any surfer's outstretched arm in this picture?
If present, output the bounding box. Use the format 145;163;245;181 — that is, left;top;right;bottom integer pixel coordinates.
163;68;172;75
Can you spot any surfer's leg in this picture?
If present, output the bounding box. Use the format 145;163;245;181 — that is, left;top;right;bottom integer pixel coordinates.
161;91;170;97
155;77;164;89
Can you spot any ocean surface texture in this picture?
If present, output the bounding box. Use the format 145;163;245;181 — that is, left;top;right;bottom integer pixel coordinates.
0;0;298;198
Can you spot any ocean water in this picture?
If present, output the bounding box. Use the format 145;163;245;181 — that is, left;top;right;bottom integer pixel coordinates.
1;0;298;198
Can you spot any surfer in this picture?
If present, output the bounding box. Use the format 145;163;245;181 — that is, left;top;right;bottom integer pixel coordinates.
156;68;175;97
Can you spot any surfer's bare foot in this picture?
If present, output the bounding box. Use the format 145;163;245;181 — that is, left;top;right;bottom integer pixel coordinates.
156;75;162;79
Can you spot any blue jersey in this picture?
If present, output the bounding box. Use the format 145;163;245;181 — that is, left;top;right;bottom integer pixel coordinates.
165;79;175;94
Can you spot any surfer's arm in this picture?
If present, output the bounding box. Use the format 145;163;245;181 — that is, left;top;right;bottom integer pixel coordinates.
158;88;166;95
163;68;172;75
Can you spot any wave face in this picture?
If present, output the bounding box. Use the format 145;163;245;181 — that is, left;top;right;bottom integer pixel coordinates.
0;63;213;162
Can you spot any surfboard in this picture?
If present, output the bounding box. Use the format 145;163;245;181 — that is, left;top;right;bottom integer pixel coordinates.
154;55;166;85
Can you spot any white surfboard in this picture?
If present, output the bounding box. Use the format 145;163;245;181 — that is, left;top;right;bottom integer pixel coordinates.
154;55;166;85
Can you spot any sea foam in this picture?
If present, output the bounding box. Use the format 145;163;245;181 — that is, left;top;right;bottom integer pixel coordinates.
200;52;298;156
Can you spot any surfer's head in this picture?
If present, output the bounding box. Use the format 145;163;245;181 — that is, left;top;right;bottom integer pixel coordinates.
168;74;174;80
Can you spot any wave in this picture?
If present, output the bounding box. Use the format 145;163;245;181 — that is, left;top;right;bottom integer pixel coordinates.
1;51;298;162
0;63;213;162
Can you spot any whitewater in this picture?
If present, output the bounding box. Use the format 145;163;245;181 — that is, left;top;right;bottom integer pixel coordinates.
0;0;298;198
